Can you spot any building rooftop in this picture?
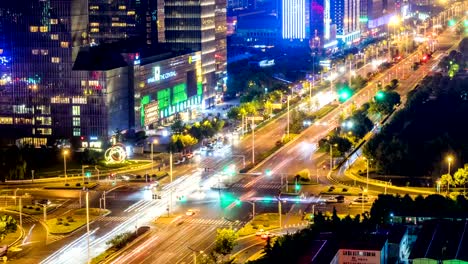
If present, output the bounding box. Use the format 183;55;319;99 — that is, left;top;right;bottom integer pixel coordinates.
338;234;388;251
409;220;468;262
236;14;279;30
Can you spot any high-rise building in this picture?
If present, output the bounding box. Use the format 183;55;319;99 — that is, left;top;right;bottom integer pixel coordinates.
0;0;108;145
163;0;219;106
215;0;228;93
88;0;160;46
281;0;310;40
331;0;361;45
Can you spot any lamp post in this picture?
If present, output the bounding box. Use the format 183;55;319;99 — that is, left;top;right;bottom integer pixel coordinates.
169;151;173;183
329;143;338;171
63;149;69;183
277;194;282;230
447;155;453;175
287;95;290;139
83;188;90;264
251;118;255;164
362;189;367;215
151;139;158;172
364;157;370;190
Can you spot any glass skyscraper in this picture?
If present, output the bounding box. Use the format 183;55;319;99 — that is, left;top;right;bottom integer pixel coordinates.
0;0;107;146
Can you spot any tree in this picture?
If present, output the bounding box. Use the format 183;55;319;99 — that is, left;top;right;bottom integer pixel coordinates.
440;173;454;192
213;228;238;255
171;119;185;134
369;91;401;115
389;79;399;89
0;215;17;240
453;166;468;193
227;107;240;120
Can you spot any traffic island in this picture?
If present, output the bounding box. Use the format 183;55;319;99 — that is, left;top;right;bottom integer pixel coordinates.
46;208;110;235
91;226;150;264
319;186;360;196
5;204;57;215
237;213;279;236
44;182;99;190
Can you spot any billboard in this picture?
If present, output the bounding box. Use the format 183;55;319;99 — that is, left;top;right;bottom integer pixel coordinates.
144;101;159;126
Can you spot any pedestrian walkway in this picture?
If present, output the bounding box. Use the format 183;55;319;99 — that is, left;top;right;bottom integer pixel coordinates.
183;218;245;227
95;215;130;222
230;182;282;190
47;234;67;244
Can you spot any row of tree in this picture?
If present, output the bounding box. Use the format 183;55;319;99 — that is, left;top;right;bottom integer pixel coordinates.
168;118;225;153
363;73;468;176
248;193;468;263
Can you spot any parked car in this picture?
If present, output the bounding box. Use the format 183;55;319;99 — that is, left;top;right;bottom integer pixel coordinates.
261;231;275;239
325;197;338;203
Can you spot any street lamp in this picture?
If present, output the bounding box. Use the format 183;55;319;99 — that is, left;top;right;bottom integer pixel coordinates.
62;149;69;183
287;95;291;139
436;179;441;194
362;188;368;215
82;188;91;264
363;157;372;190
330;143;338;171
446;155;454;175
151;139;158;172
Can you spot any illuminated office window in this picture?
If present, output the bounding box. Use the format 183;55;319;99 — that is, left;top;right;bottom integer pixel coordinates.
51;34;59;40
30;26;38;32
51;57;60;63
73;117;80;126
60;42;69;48
119;5;126;10
73;128;81;136
41;49;48;55
50;19;58;25
32;49;39;55
72;105;80;116
40;26;48;32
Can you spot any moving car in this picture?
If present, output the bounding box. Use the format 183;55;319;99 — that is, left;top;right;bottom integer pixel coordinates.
186;209;195;216
261;231;275;239
325;197;338;203
256;229;265;236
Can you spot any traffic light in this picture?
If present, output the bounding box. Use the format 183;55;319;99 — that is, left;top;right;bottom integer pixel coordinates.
448;19;456;27
177;195;187;202
235;199;242;206
295;183;301;191
265;169;272;176
375;90;385;101
338;87;352;102
85;171;91;177
377;81;382;89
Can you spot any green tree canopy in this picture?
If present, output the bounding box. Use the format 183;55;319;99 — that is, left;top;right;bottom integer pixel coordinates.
213;228;238;255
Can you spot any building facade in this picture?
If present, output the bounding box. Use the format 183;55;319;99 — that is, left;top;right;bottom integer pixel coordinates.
281;0;310;40
331;0;361;45
88;0;160;46
163;0;218;106
0;0;108;146
134;51;203;130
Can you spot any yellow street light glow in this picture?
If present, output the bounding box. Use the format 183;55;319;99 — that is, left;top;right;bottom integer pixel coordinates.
389;15;400;26
153;139;158;144
63;149;69;156
447;156;454;163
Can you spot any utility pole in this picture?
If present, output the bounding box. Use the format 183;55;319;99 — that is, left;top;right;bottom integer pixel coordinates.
287;95;290;138
252;118;255;164
170;152;173;183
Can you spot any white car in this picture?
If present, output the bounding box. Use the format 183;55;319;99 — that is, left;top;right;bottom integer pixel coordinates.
256;229;265;236
186;209;195;216
325;197;338;203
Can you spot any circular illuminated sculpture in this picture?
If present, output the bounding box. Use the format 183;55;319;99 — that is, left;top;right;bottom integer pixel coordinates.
104;144;127;163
